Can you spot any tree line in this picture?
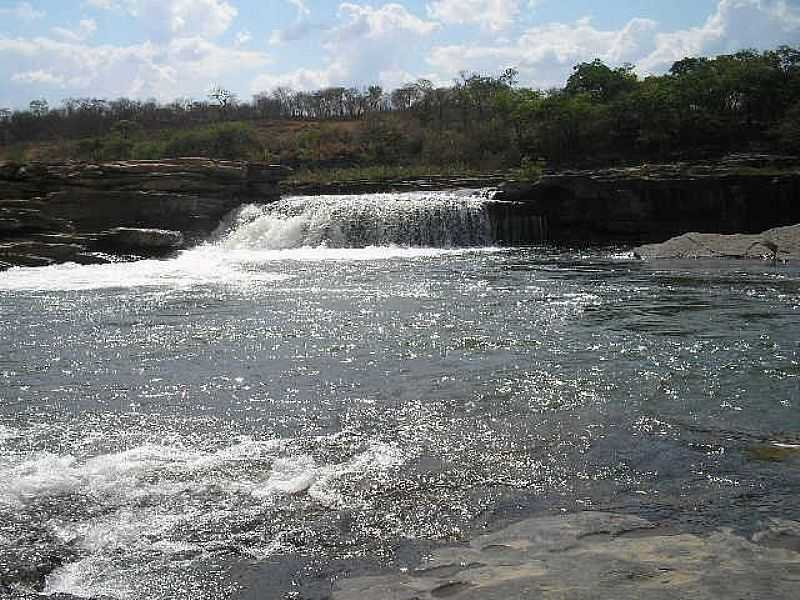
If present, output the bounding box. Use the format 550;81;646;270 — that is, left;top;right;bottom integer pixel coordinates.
1;45;798;167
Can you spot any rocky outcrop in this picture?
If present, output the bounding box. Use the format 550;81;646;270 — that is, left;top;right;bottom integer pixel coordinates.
492;154;800;244
633;223;800;261
333;511;800;600
96;227;185;256
284;174;509;197
0;159;286;269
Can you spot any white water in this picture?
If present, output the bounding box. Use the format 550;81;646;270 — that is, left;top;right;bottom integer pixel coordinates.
0;191;498;292
220;192;493;249
0;432;408;599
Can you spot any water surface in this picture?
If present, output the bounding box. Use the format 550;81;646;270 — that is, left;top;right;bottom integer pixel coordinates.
1;193;799;599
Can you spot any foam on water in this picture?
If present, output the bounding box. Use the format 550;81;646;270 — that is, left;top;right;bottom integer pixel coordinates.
0;191;499;292
0;245;291;292
220;192;493;250
1;432;408;599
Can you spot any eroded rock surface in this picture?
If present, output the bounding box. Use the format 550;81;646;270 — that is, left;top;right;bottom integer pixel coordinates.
0;159;286;269
634;223;800;261
96;227;185;256
493;154;800;243
333;512;800;600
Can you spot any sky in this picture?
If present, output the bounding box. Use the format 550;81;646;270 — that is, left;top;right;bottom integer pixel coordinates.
0;0;799;108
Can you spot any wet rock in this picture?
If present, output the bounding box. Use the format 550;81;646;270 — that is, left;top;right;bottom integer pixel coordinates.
493;154;800;243
333;512;800;600
746;443;800;462
0;158;288;268
633;224;800;261
97;227;185;255
0;533;77;593
753;519;800;553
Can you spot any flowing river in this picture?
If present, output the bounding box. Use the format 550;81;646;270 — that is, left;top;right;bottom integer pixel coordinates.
1;191;799;599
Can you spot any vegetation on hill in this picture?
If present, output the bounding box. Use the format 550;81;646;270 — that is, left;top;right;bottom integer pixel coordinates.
1;46;798;175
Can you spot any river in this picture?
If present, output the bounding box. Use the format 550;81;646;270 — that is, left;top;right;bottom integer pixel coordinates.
1;191;799;599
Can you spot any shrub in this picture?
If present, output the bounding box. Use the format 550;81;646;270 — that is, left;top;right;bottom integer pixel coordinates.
162;123;259;159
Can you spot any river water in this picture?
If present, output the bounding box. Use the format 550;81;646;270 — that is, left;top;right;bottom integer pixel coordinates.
1;192;799;599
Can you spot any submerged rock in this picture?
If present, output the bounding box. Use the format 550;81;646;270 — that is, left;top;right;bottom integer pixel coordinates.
633;223;800;261
333;511;800;600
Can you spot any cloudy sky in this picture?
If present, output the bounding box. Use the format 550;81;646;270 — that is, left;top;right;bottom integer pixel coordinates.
1;0;798;108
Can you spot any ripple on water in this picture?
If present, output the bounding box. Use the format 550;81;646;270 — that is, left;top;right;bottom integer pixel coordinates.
1;247;799;598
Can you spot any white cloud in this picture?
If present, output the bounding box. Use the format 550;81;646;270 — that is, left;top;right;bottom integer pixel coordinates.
427;0;800;89
86;0;238;39
336;3;439;39
428;16;658;88
0;34;268;103
0;1;46;20
11;70;66;87
287;0;310;17
641;0;800;72
251;67;339;92
269;21;323;46
258;2;439;91
427;0;523;31
235;30;252;46
51;19;98;43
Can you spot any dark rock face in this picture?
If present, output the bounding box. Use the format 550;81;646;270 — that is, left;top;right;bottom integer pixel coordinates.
493;155;800;244
96;227;185;256
284;174;510;197
0;159;286;269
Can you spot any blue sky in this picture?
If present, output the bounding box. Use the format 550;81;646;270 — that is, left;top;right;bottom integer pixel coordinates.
0;0;798;109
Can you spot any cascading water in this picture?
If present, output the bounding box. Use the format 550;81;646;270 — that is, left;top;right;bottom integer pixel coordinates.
218;191;495;250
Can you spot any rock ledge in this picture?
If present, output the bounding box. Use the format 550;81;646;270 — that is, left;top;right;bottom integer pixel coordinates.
634;223;800;261
0;158;287;269
334;511;800;600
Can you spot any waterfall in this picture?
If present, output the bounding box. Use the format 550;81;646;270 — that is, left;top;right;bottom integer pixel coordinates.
218;192;494;249
215;191;549;250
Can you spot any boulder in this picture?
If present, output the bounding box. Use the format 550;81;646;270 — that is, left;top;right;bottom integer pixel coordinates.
97;227;185;255
634;223;800;261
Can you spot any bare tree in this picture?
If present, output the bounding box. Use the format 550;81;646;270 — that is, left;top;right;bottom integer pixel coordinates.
208;85;237;109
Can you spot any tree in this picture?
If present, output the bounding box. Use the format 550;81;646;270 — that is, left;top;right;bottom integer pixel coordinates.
208;85;237;109
565;60;637;102
111;119;139;140
29;98;49;117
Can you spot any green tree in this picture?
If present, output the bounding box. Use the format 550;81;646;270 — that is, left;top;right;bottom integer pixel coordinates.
565;60;637;102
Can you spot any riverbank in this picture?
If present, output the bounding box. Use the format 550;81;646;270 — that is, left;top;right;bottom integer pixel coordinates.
2;154;799;269
0;159;286;269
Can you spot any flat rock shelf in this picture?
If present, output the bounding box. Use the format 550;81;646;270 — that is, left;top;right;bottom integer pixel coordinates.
334;511;800;600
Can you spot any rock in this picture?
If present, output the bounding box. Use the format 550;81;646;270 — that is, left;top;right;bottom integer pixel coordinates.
746;444;800;463
633;223;800;261
333;512;800;600
97;227;185;255
283;174;508;197
492;154;800;244
0;528;78;594
0;158;288;267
